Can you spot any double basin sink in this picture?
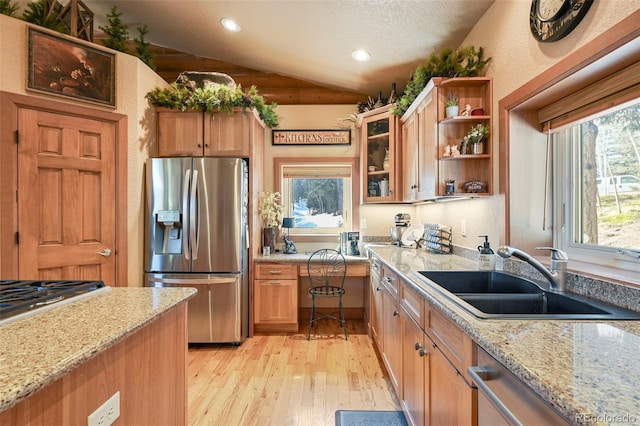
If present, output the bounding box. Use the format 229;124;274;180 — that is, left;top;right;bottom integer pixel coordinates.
414;271;640;320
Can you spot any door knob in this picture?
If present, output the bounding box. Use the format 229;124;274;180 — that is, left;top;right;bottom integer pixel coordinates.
96;248;112;257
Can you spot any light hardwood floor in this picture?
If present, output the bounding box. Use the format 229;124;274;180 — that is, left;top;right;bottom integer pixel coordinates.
188;320;401;426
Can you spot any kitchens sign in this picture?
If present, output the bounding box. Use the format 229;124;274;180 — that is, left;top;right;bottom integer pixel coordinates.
272;129;351;146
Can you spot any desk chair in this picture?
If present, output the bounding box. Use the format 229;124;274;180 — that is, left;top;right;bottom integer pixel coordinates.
307;249;348;340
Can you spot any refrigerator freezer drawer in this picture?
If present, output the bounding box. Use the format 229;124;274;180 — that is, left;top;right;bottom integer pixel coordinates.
146;274;246;344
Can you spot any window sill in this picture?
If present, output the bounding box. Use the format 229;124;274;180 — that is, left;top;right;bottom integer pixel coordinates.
567;259;640;288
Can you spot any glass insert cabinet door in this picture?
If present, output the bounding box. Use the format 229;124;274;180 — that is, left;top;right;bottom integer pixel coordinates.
360;104;399;203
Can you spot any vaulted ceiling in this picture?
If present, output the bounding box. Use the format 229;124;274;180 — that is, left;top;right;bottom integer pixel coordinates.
83;0;495;105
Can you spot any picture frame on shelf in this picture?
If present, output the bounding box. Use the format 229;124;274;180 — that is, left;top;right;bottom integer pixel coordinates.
27;27;116;107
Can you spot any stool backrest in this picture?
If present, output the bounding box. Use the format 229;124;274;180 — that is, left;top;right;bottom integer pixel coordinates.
307;249;347;291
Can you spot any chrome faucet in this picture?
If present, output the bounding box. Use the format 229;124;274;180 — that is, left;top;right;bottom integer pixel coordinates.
497;245;568;292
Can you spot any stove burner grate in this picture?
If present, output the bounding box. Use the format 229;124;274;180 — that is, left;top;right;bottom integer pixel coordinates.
0;280;106;320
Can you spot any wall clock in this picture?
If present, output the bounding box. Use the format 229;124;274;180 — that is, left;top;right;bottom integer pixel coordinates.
530;0;594;42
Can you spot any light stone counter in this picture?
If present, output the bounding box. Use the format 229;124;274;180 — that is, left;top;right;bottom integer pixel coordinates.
255;252;370;265
368;246;640;426
0;287;197;413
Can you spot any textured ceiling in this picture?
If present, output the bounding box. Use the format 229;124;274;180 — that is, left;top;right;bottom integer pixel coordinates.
83;0;494;97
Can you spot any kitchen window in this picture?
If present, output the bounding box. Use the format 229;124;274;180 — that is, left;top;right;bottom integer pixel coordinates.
551;96;640;272
274;157;359;235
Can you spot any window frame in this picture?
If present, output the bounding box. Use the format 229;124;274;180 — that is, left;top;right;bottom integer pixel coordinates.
552;116;640;273
498;12;640;284
273;157;360;237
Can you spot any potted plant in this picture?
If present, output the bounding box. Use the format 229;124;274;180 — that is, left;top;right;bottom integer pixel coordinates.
445;93;459;118
146;83;279;128
259;191;284;253
463;123;490;155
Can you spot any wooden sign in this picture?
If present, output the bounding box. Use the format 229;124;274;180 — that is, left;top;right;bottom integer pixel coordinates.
272;129;351;146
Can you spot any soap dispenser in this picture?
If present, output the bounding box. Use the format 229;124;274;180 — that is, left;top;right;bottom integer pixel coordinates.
477;235;495;271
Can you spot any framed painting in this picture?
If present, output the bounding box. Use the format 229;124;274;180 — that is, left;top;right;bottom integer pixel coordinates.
27;27;116;107
272;129;351;146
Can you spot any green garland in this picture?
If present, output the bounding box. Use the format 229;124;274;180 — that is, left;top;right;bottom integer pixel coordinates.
392;46;491;116
146;83;279;128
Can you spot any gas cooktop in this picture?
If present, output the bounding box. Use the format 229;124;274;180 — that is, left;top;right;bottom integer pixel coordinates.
0;280;108;325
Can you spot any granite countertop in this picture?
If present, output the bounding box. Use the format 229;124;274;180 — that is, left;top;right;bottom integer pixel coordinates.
0;287;197;413
255;252;369;263
368;246;640;426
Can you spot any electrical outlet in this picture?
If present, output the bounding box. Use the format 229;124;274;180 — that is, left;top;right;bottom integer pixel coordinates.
461;219;467;237
360;219;367;229
88;391;120;426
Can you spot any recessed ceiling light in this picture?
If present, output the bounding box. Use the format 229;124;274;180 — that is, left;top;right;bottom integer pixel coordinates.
220;18;241;32
351;49;371;62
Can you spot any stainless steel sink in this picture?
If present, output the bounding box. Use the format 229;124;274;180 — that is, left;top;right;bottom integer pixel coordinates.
414;270;640;320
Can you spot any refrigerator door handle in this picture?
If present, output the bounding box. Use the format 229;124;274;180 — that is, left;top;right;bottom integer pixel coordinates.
183;168;191;260
148;276;238;285
190;169;199;259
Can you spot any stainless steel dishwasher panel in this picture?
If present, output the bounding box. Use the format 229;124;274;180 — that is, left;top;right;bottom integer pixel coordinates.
469;347;569;425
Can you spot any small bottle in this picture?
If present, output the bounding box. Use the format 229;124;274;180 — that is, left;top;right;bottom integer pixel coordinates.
477;235;495;271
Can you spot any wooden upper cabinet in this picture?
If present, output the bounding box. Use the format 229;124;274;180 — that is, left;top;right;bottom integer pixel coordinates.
204;110;251;157
157;108;261;157
357;104;402;203
157;110;204;157
400;77;493;200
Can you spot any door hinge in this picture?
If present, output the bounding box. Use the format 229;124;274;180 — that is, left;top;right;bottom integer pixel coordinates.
15;232;19;244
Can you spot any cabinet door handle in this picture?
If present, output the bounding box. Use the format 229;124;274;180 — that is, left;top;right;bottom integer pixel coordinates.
414;342;423;350
393;310;399;317
269;281;281;285
418;349;428;357
269;270;283;274
376;286;381;292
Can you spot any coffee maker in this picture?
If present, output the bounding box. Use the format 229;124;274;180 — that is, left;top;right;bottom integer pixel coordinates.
390;213;410;246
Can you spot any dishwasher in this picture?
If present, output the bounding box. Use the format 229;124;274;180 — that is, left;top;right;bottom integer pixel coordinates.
468;347;570;425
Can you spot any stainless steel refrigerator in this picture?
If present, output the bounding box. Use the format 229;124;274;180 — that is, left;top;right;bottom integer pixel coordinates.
144;157;249;344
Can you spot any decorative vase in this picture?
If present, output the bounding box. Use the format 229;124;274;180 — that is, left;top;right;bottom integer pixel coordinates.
460;141;469;155
473;141;485;155
382;148;390;170
263;226;277;253
445;106;459;118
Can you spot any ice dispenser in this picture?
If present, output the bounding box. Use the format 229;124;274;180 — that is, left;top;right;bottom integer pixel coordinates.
154;210;182;254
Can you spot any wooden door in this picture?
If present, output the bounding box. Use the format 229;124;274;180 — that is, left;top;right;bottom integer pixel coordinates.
17;108;117;285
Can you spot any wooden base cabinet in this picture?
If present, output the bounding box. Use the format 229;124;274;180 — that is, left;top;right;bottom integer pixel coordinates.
430;342;477;426
369;267;478;426
369;256;384;348
254;263;298;333
381;265;402;395
401;308;428;426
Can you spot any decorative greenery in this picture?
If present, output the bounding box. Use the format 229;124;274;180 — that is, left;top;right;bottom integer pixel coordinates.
445;93;459;107
99;6;129;53
146;83;279;128
464;123;489;145
0;0;19;17
134;24;156;70
22;0;68;33
393;45;491;116
259;192;284;228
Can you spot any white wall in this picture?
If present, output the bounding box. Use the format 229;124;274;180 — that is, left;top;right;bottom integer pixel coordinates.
0;14;169;286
